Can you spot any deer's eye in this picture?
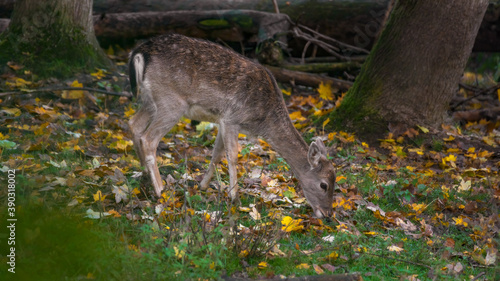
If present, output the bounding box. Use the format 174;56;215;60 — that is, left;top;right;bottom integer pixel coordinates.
320;182;328;191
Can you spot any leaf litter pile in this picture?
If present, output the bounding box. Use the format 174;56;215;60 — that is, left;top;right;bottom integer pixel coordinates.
0;53;499;280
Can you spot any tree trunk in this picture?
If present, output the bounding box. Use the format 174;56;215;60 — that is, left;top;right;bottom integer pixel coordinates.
328;0;489;140
0;0;111;77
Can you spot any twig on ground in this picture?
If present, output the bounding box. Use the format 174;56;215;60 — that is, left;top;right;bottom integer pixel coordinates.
0;86;132;98
452;83;500;110
285;16;369;56
471;272;486;281
364;252;432;269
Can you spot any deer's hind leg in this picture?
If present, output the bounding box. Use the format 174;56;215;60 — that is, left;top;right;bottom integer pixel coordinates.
134;96;187;197
129;107;153;172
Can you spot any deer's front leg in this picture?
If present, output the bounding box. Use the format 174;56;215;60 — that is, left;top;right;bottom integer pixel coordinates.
200;129;225;189
221;124;239;201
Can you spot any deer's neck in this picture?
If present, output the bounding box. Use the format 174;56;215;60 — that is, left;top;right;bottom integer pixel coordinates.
262;114;310;179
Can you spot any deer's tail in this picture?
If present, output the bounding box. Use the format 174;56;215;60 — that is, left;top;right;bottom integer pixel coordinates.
129;52;145;98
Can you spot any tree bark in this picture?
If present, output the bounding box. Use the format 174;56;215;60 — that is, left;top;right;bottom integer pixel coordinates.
0;0;111;77
328;0;489;139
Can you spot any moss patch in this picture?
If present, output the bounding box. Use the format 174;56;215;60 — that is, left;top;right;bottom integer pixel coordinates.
0;5;111;78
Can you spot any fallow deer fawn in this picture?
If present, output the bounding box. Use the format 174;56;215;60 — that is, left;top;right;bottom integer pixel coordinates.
128;33;336;218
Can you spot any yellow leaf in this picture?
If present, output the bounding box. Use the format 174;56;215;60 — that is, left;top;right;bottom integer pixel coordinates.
258;261;268;269
109;140;133;151
335;175;347;182
239;250;249;258
443;154;457;162
61;80;84;99
106;45;114;56
322;118;330;128
335;92;346;108
408;148;424;155
6;77;32;88
91;69;106;79
124;106;135;118
1;107;21;116
132;188;141;195
453;216;468;227
289;111;306;122
317;82;333;101
443;135;455;142
281;216;304;232
281;88;291;96
296;263;310;269
446;148;460;153
482;136;495;146
328;132;335;141
327;251;339;260
410;203;426;213
174;246;185;259
107;210;121;218
416;125;429;133
93;190;106;202
363;231;378;236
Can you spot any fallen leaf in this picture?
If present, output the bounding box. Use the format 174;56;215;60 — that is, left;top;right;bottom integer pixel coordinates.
296;263;310;269
387;245;404;253
444;238;455;248
281;216;304;232
249;206;261;221
321;264;336;273
93;190;106;202
258;261;268;269
317;82;334;101
85;208;110;219
313;264;324;274
112;185;129;203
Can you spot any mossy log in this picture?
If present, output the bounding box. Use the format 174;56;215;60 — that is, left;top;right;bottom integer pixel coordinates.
282;62;361;74
1;0;498;51
266;65;353;90
93;10;290;47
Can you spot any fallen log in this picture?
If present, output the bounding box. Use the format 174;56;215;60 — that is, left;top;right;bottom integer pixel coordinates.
93;10;290;47
0;1;498;51
265;65;353;90
282;62;361;74
452;107;500;123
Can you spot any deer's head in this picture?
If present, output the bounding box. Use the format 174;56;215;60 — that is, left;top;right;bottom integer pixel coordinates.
302;139;336;218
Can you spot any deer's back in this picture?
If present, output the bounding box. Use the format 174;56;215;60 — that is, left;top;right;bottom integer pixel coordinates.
131;33;288;133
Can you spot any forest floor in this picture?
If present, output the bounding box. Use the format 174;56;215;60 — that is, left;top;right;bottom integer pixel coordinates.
0;49;499;281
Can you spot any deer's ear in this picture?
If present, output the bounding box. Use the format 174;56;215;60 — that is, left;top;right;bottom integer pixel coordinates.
308;139;326;168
